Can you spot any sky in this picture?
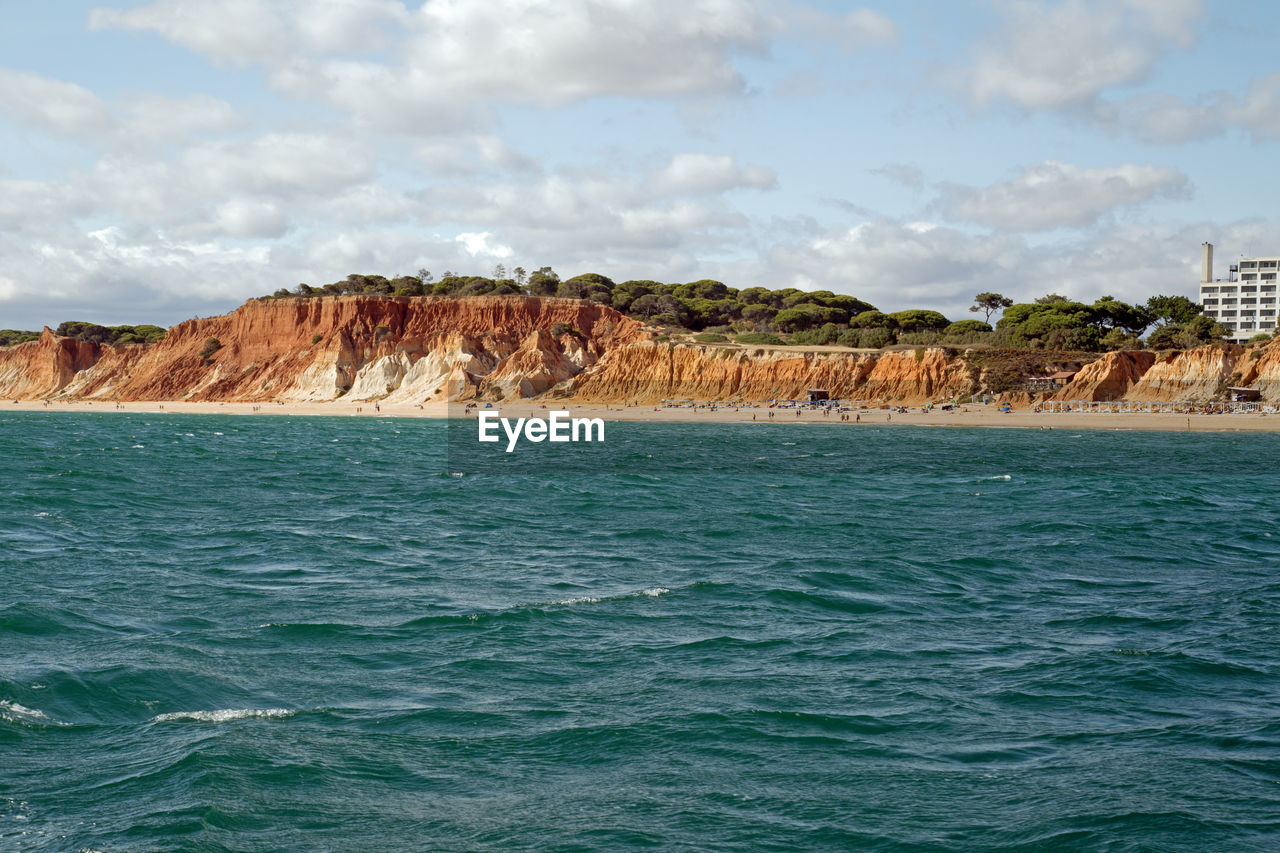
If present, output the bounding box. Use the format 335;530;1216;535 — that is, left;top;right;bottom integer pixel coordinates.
3;0;1280;329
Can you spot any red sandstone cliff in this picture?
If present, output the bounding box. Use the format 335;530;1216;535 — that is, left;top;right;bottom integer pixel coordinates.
1229;341;1280;399
568;344;972;403
0;329;104;399
5;296;1280;405
0;297;979;405
1053;351;1157;401
1052;342;1280;402
1;296;644;403
1122;345;1241;401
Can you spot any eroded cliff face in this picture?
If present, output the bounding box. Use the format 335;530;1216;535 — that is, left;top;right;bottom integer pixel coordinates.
0;330;102;400
1230;342;1280;399
568;344;974;403
1054;351;1157;401
1051;342;1280;401
1123;345;1242;401
6;296;1280;405
0;296;645;403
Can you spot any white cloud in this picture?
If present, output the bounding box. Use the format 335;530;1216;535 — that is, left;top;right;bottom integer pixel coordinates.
456;232;513;260
0;179;93;233
65;131;376;240
651;153;776;195
758;217;1278;318
966;0;1202;111
837;8;897;47
958;1;1280;145
414;134;536;174
213;199;290;239
0;68;242;151
1096;74;1280;144
0;69;112;137
1224;72;1280;142
765;219;1025;312
936;161;1190;231
120;93;243;142
417;164;755;266
1094;91;1223;144
92;0;777;133
179;132;374;197
88;0;410;66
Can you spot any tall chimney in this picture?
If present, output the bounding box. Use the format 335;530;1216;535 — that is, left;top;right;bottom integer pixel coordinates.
1202;242;1213;283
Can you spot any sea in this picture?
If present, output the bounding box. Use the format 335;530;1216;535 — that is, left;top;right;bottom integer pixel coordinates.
2;411;1279;852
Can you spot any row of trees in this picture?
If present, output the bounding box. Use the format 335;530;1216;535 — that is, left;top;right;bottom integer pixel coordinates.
0;329;40;347
53;321;167;346
268;267;1237;352
271;269;884;335
0;276;1234;355
0;323;169;347
983;293;1227;351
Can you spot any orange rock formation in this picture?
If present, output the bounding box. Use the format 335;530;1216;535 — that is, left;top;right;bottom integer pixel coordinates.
4;295;1280;405
1054;351;1157;401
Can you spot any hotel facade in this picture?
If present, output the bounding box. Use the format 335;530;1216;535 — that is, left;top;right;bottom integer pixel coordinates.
1198;242;1279;343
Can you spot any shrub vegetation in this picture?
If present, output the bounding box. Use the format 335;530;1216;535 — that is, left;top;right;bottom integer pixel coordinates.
250;271;1232;354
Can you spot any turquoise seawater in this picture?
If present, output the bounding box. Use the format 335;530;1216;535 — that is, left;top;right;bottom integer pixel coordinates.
2;412;1279;851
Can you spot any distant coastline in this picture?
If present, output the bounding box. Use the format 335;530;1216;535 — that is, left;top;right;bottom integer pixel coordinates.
3;295;1280;409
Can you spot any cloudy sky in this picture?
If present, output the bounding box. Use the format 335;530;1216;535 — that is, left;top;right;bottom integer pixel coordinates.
3;0;1279;329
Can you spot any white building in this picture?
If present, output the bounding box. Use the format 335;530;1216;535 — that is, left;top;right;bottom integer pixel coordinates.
1198;242;1279;343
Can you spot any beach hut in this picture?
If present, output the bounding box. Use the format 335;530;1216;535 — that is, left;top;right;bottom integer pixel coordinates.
806;389;830;403
1227;386;1262;402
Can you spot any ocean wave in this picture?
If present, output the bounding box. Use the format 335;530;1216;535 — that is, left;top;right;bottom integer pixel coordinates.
151;708;295;723
0;700;60;726
551;587;669;606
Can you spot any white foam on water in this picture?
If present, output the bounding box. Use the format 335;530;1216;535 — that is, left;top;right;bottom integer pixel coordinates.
33;512;50;517
551;587;669;607
213;432;223;436
151;708;295;723
982;475;1012;481
556;596;602;605
0;700;55;725
131;444;145;448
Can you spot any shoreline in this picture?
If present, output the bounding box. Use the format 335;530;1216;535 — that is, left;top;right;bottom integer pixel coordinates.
6;398;1280;433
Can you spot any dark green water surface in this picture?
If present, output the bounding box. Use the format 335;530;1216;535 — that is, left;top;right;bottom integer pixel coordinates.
2;412;1278;851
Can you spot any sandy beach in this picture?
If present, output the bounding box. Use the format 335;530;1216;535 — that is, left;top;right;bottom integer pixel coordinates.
7;397;1280;433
